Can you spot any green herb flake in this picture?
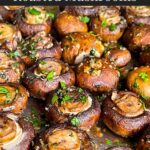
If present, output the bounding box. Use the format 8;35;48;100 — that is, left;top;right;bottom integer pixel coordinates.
8;51;20;58
79;95;87;103
109;24;117;31
46;71;55;81
138;23;145;27
133;79;139;89
71;117;80;126
79;16;90;23
28;8;41;15
60;81;66;89
0;31;3;35
0;86;9;95
39;60;46;65
62;95;72;104
12;62;19;68
51;94;58;104
105;139;112;145
48;12;55;20
4;100;10;105
139;72;149;81
78;88;83;93
101;20;107;27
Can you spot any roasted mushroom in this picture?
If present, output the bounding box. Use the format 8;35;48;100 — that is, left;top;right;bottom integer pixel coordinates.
0;6;24;22
16;6;52;37
90;6;127;42
0;113;34;150
123;25;150;51
125;6;150;25
45;86;101;131
0;84;28;114
127;66;150;100
62;32;104;65
64;6;100;16
23;58;75;100
104;43;131;68
18;31;62;66
137;126;150;150
0;23;22;51
54;11;88;36
102;91;150;137
76;58;120;93
139;47;150;65
0;50;24;84
34;124;94;150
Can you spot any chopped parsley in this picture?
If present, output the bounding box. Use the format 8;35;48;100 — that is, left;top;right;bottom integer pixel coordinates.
48;12;55;20
61;95;72;104
0;86;9;95
105;139;112;145
51;94;58;104
79;95;87;103
28;8;41;15
46;71;55;81
71;117;80;126
133;79;139;89
138;23;145;27
39;60;46;65
0;31;3;35
60;81;66;89
79;16;90;23
8;51;20;58
139;72;149;81
109;24;117;31
78;88;83;93
101;20;107;27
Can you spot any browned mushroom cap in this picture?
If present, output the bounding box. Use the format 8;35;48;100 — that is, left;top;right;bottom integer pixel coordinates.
18;31;62;66
54;11;88;36
0;113;34;150
90;6;127;42
0;23;22;51
0;50;24;84
102;91;150;137
137;126;150;150
139;48;150;65
0;84;29;114
125;6;150;25
62;32;104;65
104;45;131;68
34;124;94;150
16;6;52;37
0;6;24;22
23;58;75;100
76;58;120;93
127;66;150;100
123;25;150;51
64;6;100;16
45;86;101;131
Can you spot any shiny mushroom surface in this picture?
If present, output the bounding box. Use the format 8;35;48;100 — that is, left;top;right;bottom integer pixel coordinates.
0;84;29;114
62;32;104;65
16;6;52;37
102;91;150;137
127;66;150;100
23;58;75;100
0;50;24;84
18;31;62;66
0;23;22;51
76;58;120;93
34;124;94;150
90;6;127;42
45;86;101;131
0;113;34;150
